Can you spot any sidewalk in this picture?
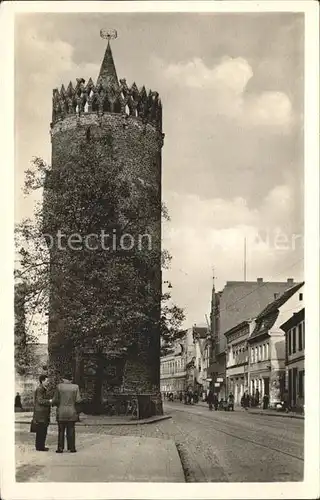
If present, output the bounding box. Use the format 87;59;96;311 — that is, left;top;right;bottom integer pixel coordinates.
16;433;185;482
170;401;304;420
246;407;304;420
15;411;172;426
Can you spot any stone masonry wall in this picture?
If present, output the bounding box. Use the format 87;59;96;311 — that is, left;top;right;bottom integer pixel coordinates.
47;111;162;402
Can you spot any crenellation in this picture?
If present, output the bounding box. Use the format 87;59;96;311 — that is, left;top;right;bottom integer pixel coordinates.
52;77;162;130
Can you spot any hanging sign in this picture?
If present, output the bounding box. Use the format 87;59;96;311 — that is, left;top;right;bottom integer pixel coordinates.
214;383;220;387
217;377;223;382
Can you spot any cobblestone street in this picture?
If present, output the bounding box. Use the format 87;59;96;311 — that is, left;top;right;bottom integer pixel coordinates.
16;401;304;482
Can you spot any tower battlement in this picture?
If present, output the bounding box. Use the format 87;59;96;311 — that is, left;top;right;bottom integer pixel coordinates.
52;77;162;131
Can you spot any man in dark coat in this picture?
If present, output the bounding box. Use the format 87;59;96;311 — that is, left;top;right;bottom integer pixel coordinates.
15;392;23;411
241;391;250;410
33;374;52;451
52;374;82;453
207;389;214;410
255;389;260;407
213;392;218;410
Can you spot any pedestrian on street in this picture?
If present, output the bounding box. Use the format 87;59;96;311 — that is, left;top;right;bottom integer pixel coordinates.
228;392;235;411
213;393;218;411
263;393;269;409
32;374;52;451
52;373;82;453
15;392;23;412
179;391;183;402
241;391;250;410
255;389;260;407
207;389;214;410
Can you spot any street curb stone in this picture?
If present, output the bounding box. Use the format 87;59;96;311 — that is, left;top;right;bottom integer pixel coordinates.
247;410;304;420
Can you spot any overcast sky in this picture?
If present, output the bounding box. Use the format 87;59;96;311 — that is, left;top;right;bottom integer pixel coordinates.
15;12;304;330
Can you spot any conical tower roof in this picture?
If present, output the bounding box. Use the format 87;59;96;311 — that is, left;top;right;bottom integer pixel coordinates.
97;40;119;89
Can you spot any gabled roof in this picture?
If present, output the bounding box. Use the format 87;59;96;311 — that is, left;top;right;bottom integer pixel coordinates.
280;308;305;332
256;282;304;320
249;283;304;342
215;279;300;354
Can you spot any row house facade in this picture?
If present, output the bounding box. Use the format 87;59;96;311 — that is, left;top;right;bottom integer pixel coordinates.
248;282;304;406
160;325;212;395
225;320;255;404
160;328;195;394
160;343;186;394
193;326;212;394
280;308;305;411
209;277;298;399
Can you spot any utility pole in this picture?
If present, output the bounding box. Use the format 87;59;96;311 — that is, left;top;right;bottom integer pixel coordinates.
244;237;247;282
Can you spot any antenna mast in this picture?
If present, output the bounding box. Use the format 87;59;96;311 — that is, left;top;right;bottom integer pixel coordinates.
244;237;247;281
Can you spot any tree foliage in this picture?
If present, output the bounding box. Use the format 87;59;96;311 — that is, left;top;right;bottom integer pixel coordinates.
15;145;184;359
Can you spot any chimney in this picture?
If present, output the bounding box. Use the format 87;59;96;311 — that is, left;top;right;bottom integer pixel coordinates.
274;293;279;300
287;278;294;285
257;278;263;284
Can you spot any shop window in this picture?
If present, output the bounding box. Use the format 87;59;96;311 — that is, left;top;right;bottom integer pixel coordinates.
298;324;303;351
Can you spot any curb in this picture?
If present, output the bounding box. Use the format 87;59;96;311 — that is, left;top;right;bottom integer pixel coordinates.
15;414;172;427
247;410;304;420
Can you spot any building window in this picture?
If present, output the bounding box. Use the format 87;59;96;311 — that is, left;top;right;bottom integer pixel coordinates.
251;347;254;363
266;342;269;360
298;370;304;398
255;346;258;362
288;330;292;355
298;323;303;351
299;293;303;301
292;327;296;354
302;321;305;349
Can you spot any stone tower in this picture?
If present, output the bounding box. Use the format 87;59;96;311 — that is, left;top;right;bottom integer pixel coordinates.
45;33;163;415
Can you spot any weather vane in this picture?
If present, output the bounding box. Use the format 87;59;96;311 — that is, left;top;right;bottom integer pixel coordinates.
100;29;118;41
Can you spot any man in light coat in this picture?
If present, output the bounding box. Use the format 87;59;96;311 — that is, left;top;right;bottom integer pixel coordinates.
52;374;82;453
